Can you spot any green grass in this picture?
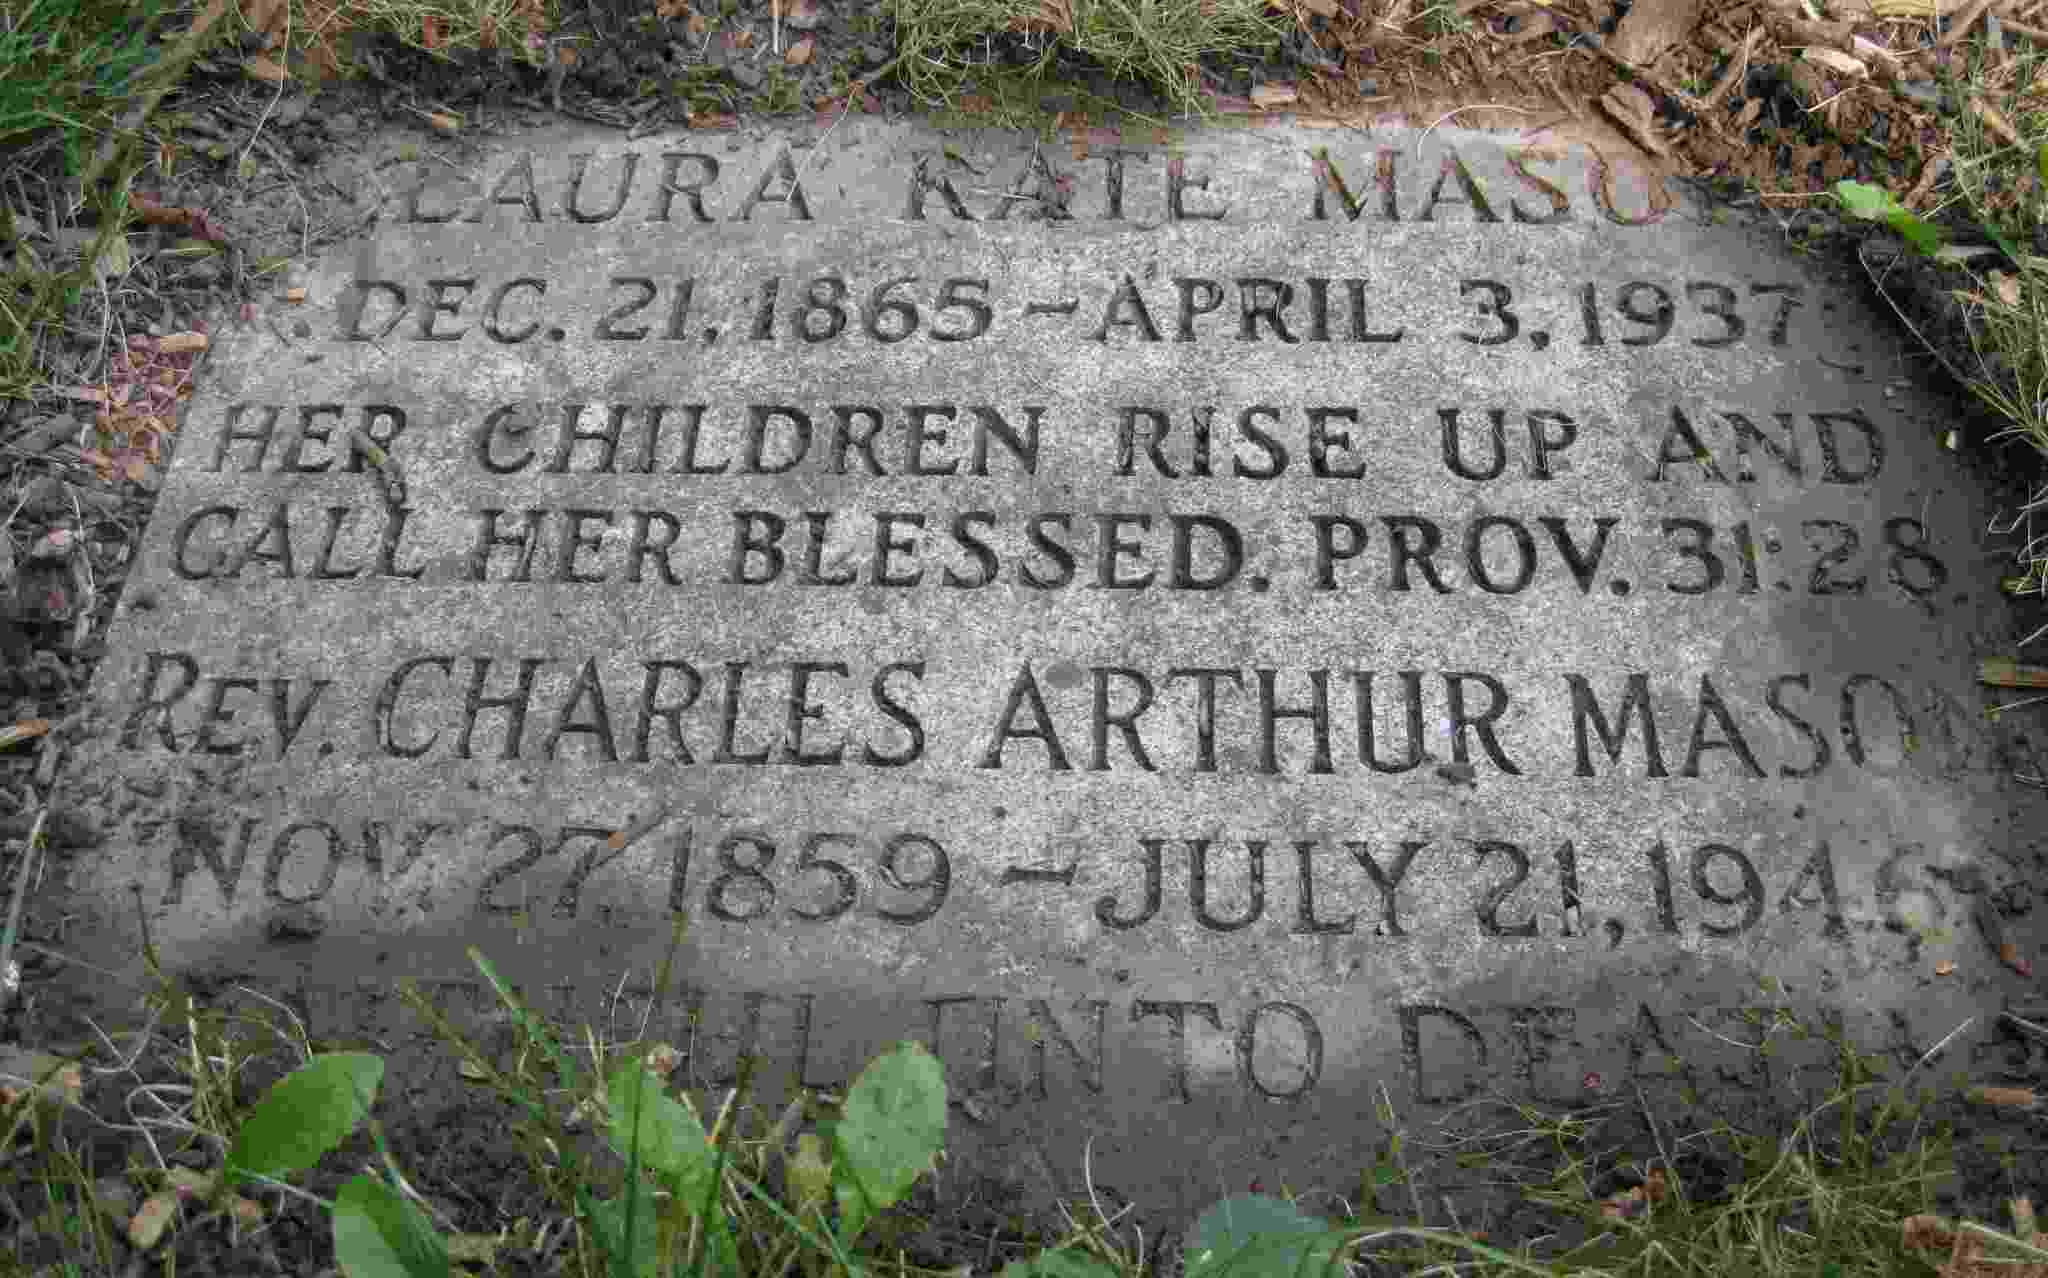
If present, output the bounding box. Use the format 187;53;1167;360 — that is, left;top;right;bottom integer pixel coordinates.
0;0;170;399
0;0;234;401
6;952;2038;1277
278;0;560;75
0;0;560;405
0;0;161;149
1914;34;2048;598
1416;1;1472;40
887;0;1283;121
1;907;2036;1278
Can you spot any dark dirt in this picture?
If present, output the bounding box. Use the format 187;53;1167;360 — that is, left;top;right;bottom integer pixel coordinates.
4;1;2048;1273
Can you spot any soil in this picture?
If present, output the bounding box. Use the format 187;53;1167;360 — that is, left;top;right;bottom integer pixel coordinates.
3;1;2048;1273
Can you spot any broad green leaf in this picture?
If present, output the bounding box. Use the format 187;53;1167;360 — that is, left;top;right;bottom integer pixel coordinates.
585;1184;660;1278
1834;179;1889;219
2036;144;2048;186
1834;179;1945;258
831;1041;946;1242
226;1053;382;1183
604;1061;717;1207
1185;1194;1340;1277
999;1250;1123;1277
331;1174;448;1278
1899;212;1948;258
1982;219;2023;265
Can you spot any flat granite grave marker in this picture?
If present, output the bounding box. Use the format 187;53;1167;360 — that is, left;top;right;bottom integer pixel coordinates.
52;119;2048;1217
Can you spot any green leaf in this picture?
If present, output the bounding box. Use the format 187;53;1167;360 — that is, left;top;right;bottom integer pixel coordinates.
603;1061;717;1207
999;1250;1123;1277
2035;143;2048;186
226;1053;383;1184
1984;218;2024;265
585;1184;660;1278
1185;1194;1339;1278
1833;179;1946;258
332;1175;448;1278
1834;179;1890;219
831;1041;947;1242
1900;213;1949;258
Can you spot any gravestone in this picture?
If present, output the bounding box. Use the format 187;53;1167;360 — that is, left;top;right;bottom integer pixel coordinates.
55;119;2048;1219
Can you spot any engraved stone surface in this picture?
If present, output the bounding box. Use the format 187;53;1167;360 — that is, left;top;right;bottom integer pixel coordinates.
54;120;2048;1217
